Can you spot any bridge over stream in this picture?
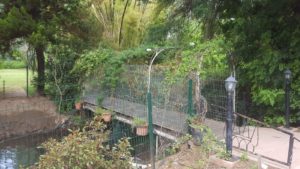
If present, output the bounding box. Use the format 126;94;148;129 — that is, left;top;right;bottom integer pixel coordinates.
81;66;228;141
83;96;187;140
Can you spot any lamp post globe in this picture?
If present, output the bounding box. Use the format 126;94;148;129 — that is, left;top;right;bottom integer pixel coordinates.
225;76;237;93
285;69;292;81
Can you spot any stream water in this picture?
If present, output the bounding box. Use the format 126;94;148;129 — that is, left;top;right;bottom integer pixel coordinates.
0;130;65;169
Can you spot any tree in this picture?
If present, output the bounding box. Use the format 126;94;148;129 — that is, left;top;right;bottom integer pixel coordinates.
0;0;97;95
91;0;155;49
219;0;300;123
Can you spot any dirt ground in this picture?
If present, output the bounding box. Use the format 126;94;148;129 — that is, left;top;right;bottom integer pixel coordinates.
156;143;279;169
0;97;66;140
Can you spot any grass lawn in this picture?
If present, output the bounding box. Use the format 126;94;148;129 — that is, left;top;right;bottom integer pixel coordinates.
0;69;35;95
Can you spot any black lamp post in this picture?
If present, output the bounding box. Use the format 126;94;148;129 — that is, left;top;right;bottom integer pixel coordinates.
225;75;237;156
284;69;291;128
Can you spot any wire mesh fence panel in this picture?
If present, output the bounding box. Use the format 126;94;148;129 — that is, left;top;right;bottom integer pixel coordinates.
80;65;232;166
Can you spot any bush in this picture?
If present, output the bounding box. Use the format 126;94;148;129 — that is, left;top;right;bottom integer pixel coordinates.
0;60;26;69
29;116;132;169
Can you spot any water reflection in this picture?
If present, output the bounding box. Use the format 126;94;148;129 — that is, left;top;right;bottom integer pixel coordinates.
0;146;40;169
0;130;66;169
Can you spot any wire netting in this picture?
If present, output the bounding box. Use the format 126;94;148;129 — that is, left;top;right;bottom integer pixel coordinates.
0;65;230;168
82;65;229;160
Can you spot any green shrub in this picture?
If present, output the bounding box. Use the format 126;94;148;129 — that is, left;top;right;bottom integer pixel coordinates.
69;115;86;128
1;60;26;69
28;116;132;169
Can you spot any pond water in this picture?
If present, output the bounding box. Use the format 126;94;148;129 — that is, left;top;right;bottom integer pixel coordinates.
0;119;152;169
0;130;65;169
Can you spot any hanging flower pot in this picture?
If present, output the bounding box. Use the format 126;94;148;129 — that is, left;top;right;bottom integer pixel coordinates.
75;102;82;110
133;118;148;136
75;97;82;110
136;124;148;136
95;107;112;123
102;112;112;122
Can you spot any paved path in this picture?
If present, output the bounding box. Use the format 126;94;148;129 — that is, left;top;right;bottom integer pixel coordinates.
0;87;26;98
232;126;300;169
199;117;300;168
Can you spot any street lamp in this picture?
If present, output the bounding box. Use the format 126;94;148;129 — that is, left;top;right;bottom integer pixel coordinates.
146;48;168;169
225;75;237;156
284;69;292;128
146;44;194;168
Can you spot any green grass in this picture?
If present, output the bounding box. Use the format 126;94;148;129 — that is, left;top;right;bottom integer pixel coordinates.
0;69;35;94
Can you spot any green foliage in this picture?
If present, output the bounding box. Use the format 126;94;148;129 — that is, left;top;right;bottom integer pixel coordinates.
165;134;192;156
164;29;229;85
70;115;86;128
0;0;101;94
45;43;81;111
90;0;156;49
23;85;36;97
97;94;105;105
132;118;147;127
74;45;152;88
0;60;25;69
263;114;285;126
30;116;132;169
95;107;112;116
240;152;249;162
252;89;284;106
75;96;81;103
188;115;207;132
220;0;300;120
217;150;232;161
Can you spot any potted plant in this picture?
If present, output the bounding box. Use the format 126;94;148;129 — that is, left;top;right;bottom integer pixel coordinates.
95;107;112;122
75;97;82;110
187;115;207;146
133;118;148;136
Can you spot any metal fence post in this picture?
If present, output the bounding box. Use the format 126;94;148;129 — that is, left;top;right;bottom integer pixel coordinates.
287;134;294;166
188;79;193;116
147;92;155;169
3;80;5;97
26;63;29;97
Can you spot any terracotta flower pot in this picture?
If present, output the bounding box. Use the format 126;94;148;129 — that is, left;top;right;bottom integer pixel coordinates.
75;102;82;110
136;125;148;136
102;113;112;122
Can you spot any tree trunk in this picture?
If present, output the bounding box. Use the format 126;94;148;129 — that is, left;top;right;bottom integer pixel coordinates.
119;0;130;47
35;46;45;96
203;0;219;40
